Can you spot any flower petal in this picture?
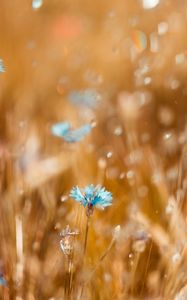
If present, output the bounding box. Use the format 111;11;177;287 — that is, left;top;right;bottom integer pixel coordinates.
51;121;70;138
64;124;91;142
69;186;87;206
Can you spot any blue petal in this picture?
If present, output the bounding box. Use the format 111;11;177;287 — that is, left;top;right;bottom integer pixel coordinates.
83;184;96;200
92;186;112;208
70;184;112;209
51;122;70;138
51;122;91;143
69;186;87;207
0;59;6;73
64;124;91;143
0;277;7;286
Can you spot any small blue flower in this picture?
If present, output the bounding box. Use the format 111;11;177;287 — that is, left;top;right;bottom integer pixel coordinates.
68;89;100;108
69;184;112;210
51;121;92;143
0;275;7;287
0;59;6;73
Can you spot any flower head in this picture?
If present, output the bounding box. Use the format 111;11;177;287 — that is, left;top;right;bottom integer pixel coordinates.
60;225;79;256
0;273;7;287
51;121;92;143
0;59;6;73
60;225;79;238
69;184;112;215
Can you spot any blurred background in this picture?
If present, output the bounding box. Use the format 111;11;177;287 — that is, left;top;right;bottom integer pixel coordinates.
0;0;187;299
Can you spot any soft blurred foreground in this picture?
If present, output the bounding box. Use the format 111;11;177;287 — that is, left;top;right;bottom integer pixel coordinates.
0;0;187;299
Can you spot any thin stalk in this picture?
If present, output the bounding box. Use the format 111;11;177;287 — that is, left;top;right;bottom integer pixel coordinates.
68;255;74;296
69;253;74;294
64;254;73;300
64;265;68;299
79;215;90;299
83;215;90;256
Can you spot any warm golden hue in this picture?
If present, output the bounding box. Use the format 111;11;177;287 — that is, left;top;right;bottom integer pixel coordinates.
0;0;187;299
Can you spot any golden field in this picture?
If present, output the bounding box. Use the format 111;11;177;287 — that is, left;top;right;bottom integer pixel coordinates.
0;0;187;299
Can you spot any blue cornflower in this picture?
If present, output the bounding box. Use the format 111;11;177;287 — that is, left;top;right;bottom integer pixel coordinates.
69;184;112;214
0;59;6;73
0;274;7;287
51;121;92;143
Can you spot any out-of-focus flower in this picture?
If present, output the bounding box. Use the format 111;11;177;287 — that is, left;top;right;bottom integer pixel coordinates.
68;89;100;108
69;184;112;215
0;274;7;286
51;121;92;142
0;59;6;73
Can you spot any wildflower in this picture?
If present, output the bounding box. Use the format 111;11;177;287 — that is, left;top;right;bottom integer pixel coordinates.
60;225;79;238
51;121;92;142
0;59;6;73
0;274;7;286
60;225;79;256
69;184;112;216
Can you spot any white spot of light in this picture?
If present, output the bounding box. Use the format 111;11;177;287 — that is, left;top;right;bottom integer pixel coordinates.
142;0;160;10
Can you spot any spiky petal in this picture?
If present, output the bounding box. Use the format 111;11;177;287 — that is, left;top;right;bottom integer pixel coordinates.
51;121;91;143
69;184;113;210
69;186;87;207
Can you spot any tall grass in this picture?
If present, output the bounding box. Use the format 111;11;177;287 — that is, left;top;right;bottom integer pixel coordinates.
0;0;187;299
